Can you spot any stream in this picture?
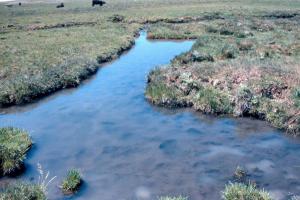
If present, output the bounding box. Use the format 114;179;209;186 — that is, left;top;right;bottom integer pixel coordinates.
0;32;300;200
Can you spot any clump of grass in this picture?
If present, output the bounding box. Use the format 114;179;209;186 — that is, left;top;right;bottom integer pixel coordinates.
145;68;186;107
193;87;233;114
145;81;183;107
206;26;218;33
221;44;238;59
0;127;32;175
37;163;57;194
220;27;234;36
233;166;248;181
254;99;288;129
61;169;82;194
172;35;242;64
222;183;272;200
0;182;46;200
0;164;55;200
159;196;188;200
293;88;300;108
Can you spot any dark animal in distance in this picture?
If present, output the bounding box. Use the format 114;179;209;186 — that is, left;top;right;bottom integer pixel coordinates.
19;2;21;6
56;3;64;8
92;0;106;7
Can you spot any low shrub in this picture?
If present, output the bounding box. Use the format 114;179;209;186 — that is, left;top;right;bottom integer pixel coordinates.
61;169;82;194
0;127;32;175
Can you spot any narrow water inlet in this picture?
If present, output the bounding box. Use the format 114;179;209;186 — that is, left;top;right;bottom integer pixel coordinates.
0;32;300;200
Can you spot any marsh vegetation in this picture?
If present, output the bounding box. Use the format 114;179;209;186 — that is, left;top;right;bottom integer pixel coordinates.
0;127;32;176
0;0;300;199
61;169;82;194
146;11;300;135
0;182;46;200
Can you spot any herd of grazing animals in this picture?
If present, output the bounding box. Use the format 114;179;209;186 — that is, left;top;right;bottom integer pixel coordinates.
6;1;106;8
56;0;106;8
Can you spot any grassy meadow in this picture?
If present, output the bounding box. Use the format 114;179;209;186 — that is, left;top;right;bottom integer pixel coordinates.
146;19;300;134
0;0;300;198
0;0;300;107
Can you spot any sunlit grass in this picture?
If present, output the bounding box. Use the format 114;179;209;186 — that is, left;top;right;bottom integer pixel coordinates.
0;127;32;175
222;183;272;200
61;169;82;194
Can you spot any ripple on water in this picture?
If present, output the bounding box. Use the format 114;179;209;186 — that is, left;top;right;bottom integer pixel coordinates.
203;145;245;158
0;33;300;200
246;159;275;174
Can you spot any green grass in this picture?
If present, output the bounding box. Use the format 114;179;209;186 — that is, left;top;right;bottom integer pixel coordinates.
147;22;206;40
0;22;138;107
145;82;183;107
0;182;46;200
222;183;272;200
146;11;300;134
145;67;191;108
193;86;233;114
61;169;81;194
293;88;300;109
0;127;32;175
0;0;300;107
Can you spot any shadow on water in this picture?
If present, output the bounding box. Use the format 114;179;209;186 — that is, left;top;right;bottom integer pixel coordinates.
0;32;300;200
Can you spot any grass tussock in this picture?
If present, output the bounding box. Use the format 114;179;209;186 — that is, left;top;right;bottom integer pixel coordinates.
0;127;32;175
61;169;82;194
222;183;272;200
0;182;46;200
193;86;233;114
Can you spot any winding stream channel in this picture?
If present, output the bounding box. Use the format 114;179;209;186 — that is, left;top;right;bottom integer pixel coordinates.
0;32;300;200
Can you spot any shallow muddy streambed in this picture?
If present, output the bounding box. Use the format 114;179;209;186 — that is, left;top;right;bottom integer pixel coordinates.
0;32;300;200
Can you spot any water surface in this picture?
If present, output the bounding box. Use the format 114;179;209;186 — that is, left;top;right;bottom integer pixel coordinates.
0;32;300;200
